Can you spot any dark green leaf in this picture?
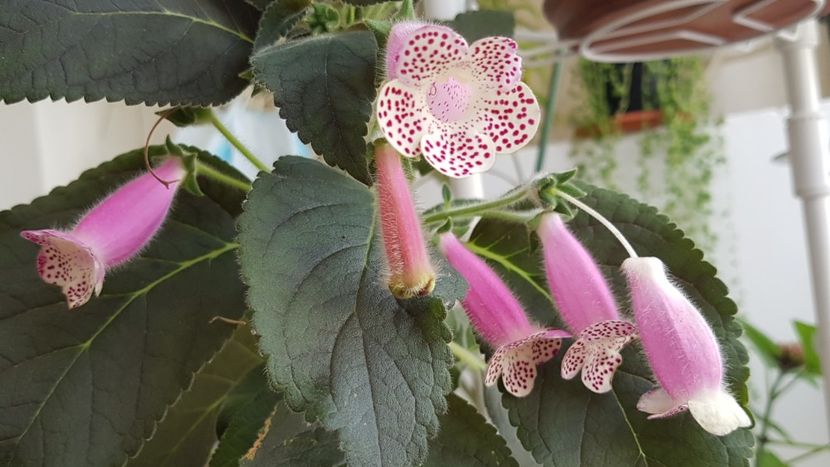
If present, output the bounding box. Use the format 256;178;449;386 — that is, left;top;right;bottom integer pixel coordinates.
243;424;344;467
794;321;821;375
159;107;213;127
342;0;387;5
254;0;311;51
451;10;515;43
210;365;282;467
129;327;262;467
424;394;518;467
252;32;377;184
483;386;541;467
0;148;249;466
470;185;754;466
246;0;273;10
740;319;782;368
0;1;259;105
238;157;457;465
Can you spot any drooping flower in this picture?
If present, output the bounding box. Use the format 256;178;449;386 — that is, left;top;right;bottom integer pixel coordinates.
622;257;751;436
377;22;541;178
537;214;637;393
376;141;435;299
21;158;185;309
439;232;569;397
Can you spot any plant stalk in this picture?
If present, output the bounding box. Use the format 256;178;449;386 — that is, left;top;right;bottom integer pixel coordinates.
448;342;487;371
422;186;532;224
555;190;639;258
208;110;270;173
197;160;252;191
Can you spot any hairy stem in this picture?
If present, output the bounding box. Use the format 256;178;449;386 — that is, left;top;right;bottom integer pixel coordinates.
422;186;532;224
448;342;487;371
208;110;270;172
555;190;639;258
197;160;252;191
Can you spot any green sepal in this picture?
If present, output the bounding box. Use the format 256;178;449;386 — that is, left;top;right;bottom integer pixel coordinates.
164;137;204;197
365;18;391;46
441;184;453;206
556;183;588;199
157;107;213;127
436;218;454;235
394;0;415;20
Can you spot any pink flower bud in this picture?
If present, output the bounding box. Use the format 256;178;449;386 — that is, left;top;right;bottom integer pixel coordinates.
439;232;569;397
622;257;750;436
21;158;185;309
375;142;435;299
537;213;636;393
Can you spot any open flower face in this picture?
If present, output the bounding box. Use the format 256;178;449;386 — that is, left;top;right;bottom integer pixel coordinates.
378;23;541;178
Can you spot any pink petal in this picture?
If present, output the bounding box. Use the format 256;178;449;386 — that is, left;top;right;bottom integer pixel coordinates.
21;229;105;309
623;257;724;402
469;36;522;89
482;82;541;154
441;233;536;347
561;340;587;380
538;214;621;332
421;128;495;179
384;21;430;79
581;345;623;394
375;143;435;298
392;25;468;87
73;158;185;267
377;80;429;158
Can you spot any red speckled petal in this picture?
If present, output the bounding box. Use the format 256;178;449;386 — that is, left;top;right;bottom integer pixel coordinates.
581;345;624;394
421;128;495;178
502;347;537;397
21;229;105;309
377;80;429;158
393;25;468;86
482;82;541;153
580;319;638;342
469;36;522;89
485;346;506;386
561;339;587;380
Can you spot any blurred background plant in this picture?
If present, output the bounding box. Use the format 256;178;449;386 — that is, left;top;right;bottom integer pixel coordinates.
742;319;830;466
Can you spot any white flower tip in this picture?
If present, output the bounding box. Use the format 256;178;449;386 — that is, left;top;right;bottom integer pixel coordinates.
688;390;751;436
621;257;666;280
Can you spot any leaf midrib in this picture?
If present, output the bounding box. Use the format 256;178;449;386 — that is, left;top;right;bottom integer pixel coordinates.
66;10;253;43
6;241;239;466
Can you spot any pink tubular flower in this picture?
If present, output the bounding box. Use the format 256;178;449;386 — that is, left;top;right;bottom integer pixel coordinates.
377;22;541;178
376;142;435;299
439;232;569;397
21;158;185;309
622;257;750;436
537;214;636;393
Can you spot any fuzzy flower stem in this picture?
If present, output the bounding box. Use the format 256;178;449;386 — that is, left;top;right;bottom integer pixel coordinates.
448;342;487;371
208;110;269;173
555;190;638;258
422;186;532;224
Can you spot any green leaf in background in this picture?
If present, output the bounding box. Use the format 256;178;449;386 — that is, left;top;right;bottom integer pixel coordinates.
209;364;282;467
243;423;344;467
451;10;516;43
740;319;783;368
758;450;789;467
246;0;273;10
129;327;262;467
0;148;249;466
252;32;377;184
794;321;821;375
0;1;259;106
238;157;458;465
253;0;312;51
424;394;518;467
470;185;754;467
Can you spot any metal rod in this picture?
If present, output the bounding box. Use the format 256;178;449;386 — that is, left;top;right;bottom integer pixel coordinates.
774;19;830;431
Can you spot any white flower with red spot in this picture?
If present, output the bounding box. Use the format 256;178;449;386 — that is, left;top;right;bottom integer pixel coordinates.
377;22;541;178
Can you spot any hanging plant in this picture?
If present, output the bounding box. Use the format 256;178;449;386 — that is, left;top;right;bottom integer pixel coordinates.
570;57;723;247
